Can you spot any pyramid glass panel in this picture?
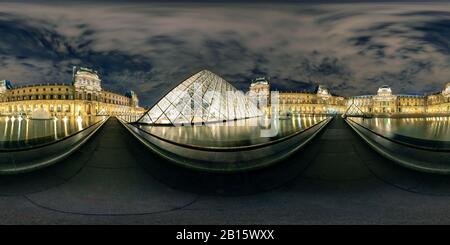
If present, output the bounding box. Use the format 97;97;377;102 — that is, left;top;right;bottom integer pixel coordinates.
138;70;262;125
148;105;163;123
139;113;152;124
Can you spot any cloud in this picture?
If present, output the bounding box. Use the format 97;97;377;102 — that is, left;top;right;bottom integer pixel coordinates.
0;2;450;106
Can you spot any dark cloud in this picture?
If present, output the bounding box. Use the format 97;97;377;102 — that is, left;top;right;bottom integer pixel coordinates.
409;19;450;55
1;2;450;106
0;9;154;99
316;11;363;24
0;17;66;60
349;36;371;46
396;10;450;17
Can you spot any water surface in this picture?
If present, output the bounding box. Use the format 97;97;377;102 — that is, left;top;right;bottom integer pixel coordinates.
0;116;106;150
136;115;329;148
351;117;450;149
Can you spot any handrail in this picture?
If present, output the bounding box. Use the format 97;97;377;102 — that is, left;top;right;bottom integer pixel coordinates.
125;117;331;152
0;116;108;153
347;117;450;152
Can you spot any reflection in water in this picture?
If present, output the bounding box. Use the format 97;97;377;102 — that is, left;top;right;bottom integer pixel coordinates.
53;117;58;140
64;117;68;136
138;115;328;147
25;118;29;140
3;117;8;140
352;117;450;142
0;116;105;149
77;116;83;131
17;116;22;142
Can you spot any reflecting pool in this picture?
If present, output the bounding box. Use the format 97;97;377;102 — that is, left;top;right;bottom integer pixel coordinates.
124;114;332;172
135;114;329;148
0;116;106;149
350;117;450;149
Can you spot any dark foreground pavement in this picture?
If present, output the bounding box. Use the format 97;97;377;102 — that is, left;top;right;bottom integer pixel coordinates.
1;117;450;224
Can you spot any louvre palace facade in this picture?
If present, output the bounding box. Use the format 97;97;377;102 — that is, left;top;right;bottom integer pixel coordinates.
249;77;450;117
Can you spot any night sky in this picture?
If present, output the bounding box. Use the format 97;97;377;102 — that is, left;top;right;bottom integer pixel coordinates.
1;1;450;106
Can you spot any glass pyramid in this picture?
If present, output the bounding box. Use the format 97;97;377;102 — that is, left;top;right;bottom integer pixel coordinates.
344;102;366;117
138;70;262;125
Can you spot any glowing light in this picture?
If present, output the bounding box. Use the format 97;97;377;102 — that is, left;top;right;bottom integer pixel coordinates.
77;116;83;130
15;115;21;141
54;118;58;140
63;116;68;136
25;117;29;141
9;116;15;141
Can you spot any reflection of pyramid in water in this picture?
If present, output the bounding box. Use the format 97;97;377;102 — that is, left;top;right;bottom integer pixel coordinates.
138;70;262;125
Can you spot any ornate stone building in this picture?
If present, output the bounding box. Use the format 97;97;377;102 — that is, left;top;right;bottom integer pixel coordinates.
346;83;449;116
426;82;450;114
0;66;145;117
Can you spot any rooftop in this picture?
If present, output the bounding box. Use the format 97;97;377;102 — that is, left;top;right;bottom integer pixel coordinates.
251;77;269;85
74;66;99;75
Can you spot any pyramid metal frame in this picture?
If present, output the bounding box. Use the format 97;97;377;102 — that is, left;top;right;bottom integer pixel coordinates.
137;70;262;125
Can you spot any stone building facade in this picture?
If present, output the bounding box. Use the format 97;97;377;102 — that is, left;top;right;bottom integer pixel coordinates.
250;78;450;117
0;67;145;117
